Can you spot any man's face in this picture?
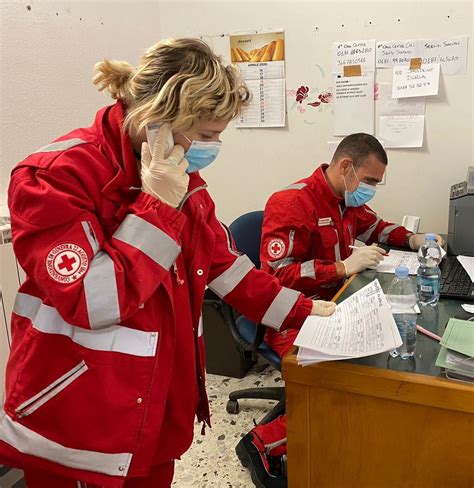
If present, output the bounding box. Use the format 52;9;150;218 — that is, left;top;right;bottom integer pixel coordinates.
340;153;386;193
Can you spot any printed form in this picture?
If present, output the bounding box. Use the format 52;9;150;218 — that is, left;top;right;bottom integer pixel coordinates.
295;280;402;365
371;250;420;274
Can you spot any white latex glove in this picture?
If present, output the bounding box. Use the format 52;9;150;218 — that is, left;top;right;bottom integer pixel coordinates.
409;233;445;250
311;300;336;316
140;124;189;208
342;245;385;276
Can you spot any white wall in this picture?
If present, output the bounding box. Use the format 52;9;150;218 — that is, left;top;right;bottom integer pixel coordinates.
0;0;473;234
0;0;163;390
157;0;473;233
0;0;162;206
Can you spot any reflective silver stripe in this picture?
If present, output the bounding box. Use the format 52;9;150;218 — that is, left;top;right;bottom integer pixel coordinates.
267;257;296;270
81;221;99;255
281;183;306;191
378;224;402;244
261;287;300;331
208;255;254;299
33;138;87;153
14;293;41;319
114;214;181;270
287;230;295;257
334;229;341;262
348;224;354;245
197;315;203;337
0;410;132;477
14;293;158;357
84;251;120;329
356;217;381;243
265;437;287;452
300;260;316;279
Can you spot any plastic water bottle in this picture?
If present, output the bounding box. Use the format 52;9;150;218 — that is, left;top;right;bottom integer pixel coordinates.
416;233;442;306
387;266;417;359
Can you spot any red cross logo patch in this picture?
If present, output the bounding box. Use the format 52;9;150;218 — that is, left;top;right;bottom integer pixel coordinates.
46;243;89;284
267;238;286;259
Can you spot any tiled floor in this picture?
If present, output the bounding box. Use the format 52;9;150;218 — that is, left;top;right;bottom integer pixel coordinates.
173;365;280;487
0;365;280;488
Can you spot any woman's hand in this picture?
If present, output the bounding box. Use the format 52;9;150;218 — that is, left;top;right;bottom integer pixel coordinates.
141;124;189;208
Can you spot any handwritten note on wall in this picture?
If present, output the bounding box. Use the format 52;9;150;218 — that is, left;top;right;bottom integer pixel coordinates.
392;64;440;98
377;83;425;116
377;36;469;75
421;36;469;75
376;40;418;68
333;39;376;73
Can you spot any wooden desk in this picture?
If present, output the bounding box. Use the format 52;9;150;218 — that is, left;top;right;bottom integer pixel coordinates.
282;272;474;488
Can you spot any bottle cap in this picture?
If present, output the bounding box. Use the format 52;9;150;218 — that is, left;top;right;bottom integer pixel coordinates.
425;233;436;241
395;266;409;278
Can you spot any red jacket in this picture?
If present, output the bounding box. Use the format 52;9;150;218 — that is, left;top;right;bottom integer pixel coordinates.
0;102;312;487
261;164;411;298
260;165;411;351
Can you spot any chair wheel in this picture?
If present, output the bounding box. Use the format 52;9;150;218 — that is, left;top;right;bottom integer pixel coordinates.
226;400;240;414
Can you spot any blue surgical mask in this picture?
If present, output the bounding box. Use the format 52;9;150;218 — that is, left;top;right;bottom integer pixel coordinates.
343;164;376;207
183;135;222;173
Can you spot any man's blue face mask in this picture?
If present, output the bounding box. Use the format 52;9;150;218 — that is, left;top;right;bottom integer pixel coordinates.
343;164;377;207
183;135;222;173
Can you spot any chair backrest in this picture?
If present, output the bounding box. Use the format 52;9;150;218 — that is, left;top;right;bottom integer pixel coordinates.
229;211;264;268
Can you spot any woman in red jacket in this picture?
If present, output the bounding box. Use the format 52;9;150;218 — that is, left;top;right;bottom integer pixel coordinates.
0;38;335;487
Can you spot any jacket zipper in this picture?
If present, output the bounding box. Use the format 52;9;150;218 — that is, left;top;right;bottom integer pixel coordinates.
219;221;240;257
15;361;88;418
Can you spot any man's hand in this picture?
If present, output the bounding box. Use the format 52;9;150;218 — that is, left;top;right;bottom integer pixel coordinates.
409;233;445;250
311;300;336;316
141;124;189;208
341;246;385;276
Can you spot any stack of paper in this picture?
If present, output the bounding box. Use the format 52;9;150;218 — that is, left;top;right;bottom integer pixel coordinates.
295;280;402;366
435;318;474;381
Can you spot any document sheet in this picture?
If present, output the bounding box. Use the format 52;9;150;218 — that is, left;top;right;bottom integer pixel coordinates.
457;255;474;283
370;250;420;274
295;279;402;365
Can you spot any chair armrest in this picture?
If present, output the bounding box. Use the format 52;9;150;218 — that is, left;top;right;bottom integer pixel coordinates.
203;289;266;356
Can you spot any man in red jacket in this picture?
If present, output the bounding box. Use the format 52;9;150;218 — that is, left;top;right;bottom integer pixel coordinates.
237;133;443;487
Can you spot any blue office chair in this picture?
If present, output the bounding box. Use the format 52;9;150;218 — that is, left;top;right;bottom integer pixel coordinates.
225;211;285;424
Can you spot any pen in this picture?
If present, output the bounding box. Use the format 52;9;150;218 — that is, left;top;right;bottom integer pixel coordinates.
348;245;389;256
416;324;441;341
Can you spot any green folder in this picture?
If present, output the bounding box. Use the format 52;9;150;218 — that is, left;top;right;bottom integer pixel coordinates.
439;318;474;357
435;346;474;376
435;318;474;375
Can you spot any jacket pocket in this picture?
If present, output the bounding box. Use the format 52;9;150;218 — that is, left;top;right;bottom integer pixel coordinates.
15;360;88;418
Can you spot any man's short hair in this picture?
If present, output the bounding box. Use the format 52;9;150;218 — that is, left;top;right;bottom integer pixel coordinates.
331;133;387;167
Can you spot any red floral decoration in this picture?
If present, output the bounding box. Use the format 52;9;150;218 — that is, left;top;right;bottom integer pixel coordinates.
296;85;309;103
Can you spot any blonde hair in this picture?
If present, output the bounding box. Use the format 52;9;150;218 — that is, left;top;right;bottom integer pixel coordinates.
93;38;250;133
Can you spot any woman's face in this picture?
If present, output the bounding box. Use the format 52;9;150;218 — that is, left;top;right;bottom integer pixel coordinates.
173;119;230;151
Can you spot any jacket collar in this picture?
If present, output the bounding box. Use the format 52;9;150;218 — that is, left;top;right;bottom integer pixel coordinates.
93;101;141;194
94;101;207;194
311;163;344;207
